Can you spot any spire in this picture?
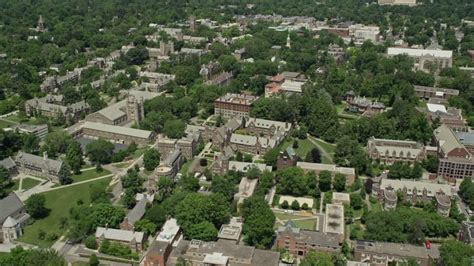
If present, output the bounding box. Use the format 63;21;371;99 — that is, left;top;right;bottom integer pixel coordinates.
286;31;291;49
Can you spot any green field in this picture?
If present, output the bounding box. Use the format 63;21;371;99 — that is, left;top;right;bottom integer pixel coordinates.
21;178;41;190
274;212;310;221
71;169;112;183
293;219;318;230
0;119;15;129
311;138;336;154
19;177;111;247
371;201;382;212
180;160;193;175
114;161;132;169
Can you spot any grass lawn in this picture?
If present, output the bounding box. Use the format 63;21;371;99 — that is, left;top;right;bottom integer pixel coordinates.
371;201;382;212
180;160;193;175
22;177;41;190
293;219;318;230
18;177;111;247
311;138;336;154
293;138;317;158
72;169;112;183
132;147;148;159
5;179;20;194
114;161;132;169
0;119;15;129
353;208;364;218
274;212;309;221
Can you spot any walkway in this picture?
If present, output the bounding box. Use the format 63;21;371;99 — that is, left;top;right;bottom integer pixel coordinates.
307;136;334;163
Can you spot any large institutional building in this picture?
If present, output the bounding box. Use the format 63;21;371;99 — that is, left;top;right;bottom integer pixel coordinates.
214;93;258;119
367;137;429;164
378;0;417;6
15;151;65;183
387;47;453;73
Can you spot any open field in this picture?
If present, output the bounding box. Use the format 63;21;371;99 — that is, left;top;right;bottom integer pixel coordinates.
22;177;42;190
19;177;111;247
293;218;319;230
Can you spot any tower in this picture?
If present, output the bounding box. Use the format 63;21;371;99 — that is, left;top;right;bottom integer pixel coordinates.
126;95;144;125
286;32;291;49
37;15;47;33
189;16;197;32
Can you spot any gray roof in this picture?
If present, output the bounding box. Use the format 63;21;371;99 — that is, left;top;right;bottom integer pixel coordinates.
434;124;464;155
126;197;147;225
15;151;63;173
162;149;182;166
457;132;474;146
277;221;340;249
95;227;144;243
0;193;24;223
355;240;440;260
0;157;16;170
82;121;153;139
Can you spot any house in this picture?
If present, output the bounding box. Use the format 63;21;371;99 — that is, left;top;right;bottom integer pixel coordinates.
95;227;145;252
433;125;474;182
354;240;440;266
15;151;65;183
296;162;355;186
367;137;427;164
120;197;148;231
214;93;258;119
0;194;30;243
387;47;453;73
275;221;341;258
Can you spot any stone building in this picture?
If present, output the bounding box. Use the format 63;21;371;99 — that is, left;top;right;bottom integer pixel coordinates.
120;197;147;231
277;146;298;170
154;149;183;179
378;0;417;5
15;151;65;183
367;137;427;164
414;85;459;101
0;157;18;177
354;240;440;266
434;125;474;182
244;117;291;137
0;194;30;243
297;162;356;186
424;104;468;133
387;47;453;73
214;93;258;119
25;95;90;124
459;221;474;246
346;96;385;115
157;132;201;161
95;227;145;252
10;124;48;140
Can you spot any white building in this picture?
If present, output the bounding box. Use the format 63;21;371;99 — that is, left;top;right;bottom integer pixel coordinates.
387;47;453;73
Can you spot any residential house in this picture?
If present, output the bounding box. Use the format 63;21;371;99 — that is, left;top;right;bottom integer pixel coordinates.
95;227;146;252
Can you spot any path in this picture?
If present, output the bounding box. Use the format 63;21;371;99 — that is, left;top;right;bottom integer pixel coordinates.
307;136;334;163
320;192;325;212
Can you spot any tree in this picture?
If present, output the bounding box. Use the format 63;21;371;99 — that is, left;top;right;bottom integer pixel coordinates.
86;139;114;165
143;149;161;171
350;193;364;210
42;131;72;157
85;235;98;249
277;167;308;196
293;140;299;149
246;165;261;179
0;166;12;199
439;240;474;266
305;148;321;163
263;147;280;167
211;175;237;203
163;119;185;139
301;203;309;210
364;178;374;194
0;247;66;266
26;194;49;219
299;251;334;266
58;163;73;185
281;200;289;209
90;203;126;228
66;140;83;174
125;46;149;65
422;155;439;173
318;170;332;192
22;133;40;154
291;200;300;210
186;221;218;241
134;219;157;236
333;173;346;192
241;197;275;248
89;254;99;266
199;158;208;167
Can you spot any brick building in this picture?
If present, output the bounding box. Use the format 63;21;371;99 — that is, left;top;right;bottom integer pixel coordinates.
214;93;258;119
367;137;427;164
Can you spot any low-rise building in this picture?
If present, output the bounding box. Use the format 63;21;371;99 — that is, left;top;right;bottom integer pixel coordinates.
157;133;200;161
10;124;48;140
354;240;440;266
378;0;417;5
120;197;147;231
346;96;385;115
25;95;90;124
324;204;345;242
95;227;145;252
424;104;468;132
234;177;258;205
214;93;258;119
297;162;355;186
265;72;307;97
332;192;351;205
217;217;243;243
155;149;183;179
387;47;453;73
0;157;18;177
69;121;155;146
275;221;341;258
143;218;182;266
414;85;459;100
434;125;474;182
277;146;298;170
0;193;30;243
15;151;65;183
367;137;427;164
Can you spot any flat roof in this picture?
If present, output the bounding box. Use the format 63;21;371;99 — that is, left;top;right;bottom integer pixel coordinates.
157;218;180;243
324;204;345;235
82;121;153;139
387;47;453;58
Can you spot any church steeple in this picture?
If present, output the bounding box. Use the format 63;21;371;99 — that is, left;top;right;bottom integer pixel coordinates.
36;15;47;33
286;31;291;49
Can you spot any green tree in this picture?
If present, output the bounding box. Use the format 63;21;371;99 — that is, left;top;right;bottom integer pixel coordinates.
333;173;346;192
22;133;40;154
134;219;157;236
318;170;332;192
186;221;218;241
299;251;334;266
439;240;474;266
163;119;186;139
125;46;149;65
291;200;300;210
350;193;364;210
26;194;49;219
66;140;83;174
89;253;99;266
0;166;12;199
42;131;72;157
246;165;261;179
58;163;73;185
280;200;289;209
85;235;98;250
86;139;114;165
241;197;275;248
143;149;161;171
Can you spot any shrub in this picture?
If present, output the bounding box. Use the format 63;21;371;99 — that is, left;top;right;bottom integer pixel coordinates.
291;200;300;210
85;235;98;250
199;158;208;167
301;203;309;210
280;200;289;209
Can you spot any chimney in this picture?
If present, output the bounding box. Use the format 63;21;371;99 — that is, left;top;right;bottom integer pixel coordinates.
43;151;48;161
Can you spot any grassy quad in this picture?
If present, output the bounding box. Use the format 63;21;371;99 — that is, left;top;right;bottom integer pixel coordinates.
21;177;42;190
71;169;112;183
293;219;318;230
18;177;111;247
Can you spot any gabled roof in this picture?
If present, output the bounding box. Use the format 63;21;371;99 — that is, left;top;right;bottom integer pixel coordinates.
15;151;63;173
95;227;144;243
0;157;16;170
0;193;24;223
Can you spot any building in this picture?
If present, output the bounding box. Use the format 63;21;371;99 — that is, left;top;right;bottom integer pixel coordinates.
332;192;351;205
346;96;385;115
157;133;201;161
0;157;18;177
459;221;474;246
214;93;258;119
348;25;380;44
265;72;307;98
276;221;341;258
376;179;452;216
139;72;175;92
234;177;258;205
297;162;356;186
217;217;243;243
10;124;48;140
25;95;90;123
167;239;280;266
69;121;155;146
228;161;272;173
155;149;183;178
86;90;159;126
120;197;148;231
0;194;30;243
354;240;440;266
424;104;468;132
458;131;474;154
324;204;345;241
229;134;278;155
15;151;64;183
414;85;459;101
367;137;427;164
277;146;298;170
143;218;182;266
387;47;453;73
245;118;291;137
95;227;145;252
378;0;417;5
434;125;474;182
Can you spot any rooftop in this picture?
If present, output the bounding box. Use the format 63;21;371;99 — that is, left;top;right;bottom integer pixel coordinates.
157;218;180;243
228;161;272;173
324;204;345;235
296;162;355;176
215;93;258;105
387;47;453;58
95;227;144;243
0;193;24;223
15;151;63;173
380;179;452;197
81;121;153;139
355;240;440;259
